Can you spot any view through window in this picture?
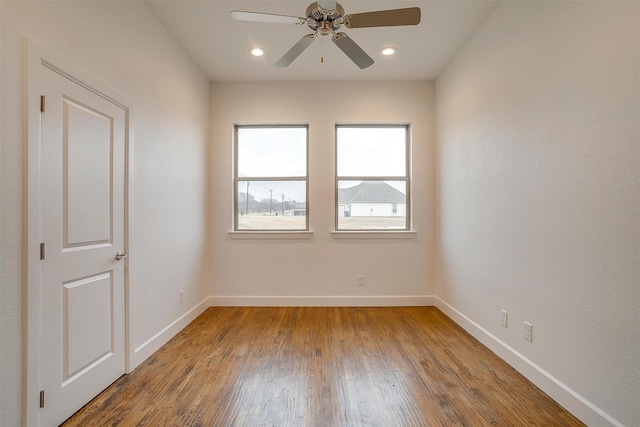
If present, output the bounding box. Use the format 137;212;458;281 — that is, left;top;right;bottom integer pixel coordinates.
235;125;308;230
336;125;410;230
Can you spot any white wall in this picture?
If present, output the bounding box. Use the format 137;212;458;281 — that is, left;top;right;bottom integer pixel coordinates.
435;2;639;426
210;82;435;305
0;2;210;425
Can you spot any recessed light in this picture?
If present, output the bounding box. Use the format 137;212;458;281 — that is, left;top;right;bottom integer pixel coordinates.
249;47;265;57
381;47;396;56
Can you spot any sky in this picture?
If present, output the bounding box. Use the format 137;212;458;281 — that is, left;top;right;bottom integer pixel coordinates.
237;125;408;202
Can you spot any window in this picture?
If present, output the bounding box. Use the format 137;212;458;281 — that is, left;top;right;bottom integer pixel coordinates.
234;125;308;231
336;125;410;230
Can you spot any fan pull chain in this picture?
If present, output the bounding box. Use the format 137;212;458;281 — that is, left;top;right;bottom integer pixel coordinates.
321;37;324;63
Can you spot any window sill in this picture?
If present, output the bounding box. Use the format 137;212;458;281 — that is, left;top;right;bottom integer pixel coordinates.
228;231;314;240
331;230;417;239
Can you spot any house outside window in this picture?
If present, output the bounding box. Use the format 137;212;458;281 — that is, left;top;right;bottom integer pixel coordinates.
336;125;410;230
234;125;308;230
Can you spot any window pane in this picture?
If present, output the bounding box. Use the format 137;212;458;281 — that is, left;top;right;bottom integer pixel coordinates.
238;127;307;177
237;180;307;230
337;127;406;177
337;180;406;230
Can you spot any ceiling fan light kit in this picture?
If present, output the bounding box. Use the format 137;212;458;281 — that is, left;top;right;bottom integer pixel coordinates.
231;2;421;69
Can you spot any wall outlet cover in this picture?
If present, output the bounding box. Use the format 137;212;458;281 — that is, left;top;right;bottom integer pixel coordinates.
524;321;533;342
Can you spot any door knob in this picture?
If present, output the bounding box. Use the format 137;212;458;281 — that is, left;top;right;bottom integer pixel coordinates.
115;251;128;261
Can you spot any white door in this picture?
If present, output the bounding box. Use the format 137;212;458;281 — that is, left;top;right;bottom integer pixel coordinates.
40;65;126;426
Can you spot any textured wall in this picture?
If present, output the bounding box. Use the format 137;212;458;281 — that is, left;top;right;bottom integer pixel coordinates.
435;2;639;425
210;81;435;303
0;2;210;425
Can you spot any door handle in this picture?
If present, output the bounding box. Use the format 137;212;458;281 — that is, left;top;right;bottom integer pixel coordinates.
115;251;128;261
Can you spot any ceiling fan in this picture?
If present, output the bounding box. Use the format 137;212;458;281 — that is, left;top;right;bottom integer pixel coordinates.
230;1;421;69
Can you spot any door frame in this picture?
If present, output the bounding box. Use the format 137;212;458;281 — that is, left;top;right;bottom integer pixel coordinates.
25;38;134;426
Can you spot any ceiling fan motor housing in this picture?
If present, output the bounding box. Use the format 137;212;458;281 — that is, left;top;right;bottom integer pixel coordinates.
306;1;344;35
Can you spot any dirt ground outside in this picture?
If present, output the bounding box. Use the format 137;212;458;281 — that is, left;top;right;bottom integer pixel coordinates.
338;216;406;229
237;214;406;230
237;214;306;230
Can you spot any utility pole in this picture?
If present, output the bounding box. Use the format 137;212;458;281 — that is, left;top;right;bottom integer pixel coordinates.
282;193;285;216
269;189;273;214
245;181;250;215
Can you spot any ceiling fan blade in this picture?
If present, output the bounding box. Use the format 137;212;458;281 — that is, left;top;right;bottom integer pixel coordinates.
344;7;421;28
318;0;337;11
275;34;318;67
230;10;306;25
332;32;374;69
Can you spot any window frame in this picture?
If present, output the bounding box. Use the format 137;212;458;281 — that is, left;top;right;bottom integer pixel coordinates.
335;124;411;231
233;124;310;232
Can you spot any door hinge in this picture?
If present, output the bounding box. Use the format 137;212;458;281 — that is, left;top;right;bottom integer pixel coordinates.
40;242;45;260
40;95;45;113
39;390;45;408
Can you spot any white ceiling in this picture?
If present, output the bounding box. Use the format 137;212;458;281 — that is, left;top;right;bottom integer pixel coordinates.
147;1;500;82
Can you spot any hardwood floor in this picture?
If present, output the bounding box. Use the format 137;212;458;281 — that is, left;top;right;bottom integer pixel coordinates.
62;307;584;426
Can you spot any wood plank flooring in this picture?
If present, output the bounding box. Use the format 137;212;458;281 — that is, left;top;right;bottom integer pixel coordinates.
62;307;584;426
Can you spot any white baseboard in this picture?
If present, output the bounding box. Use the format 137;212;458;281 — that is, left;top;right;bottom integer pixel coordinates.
210;295;435;307
131;296;211;369
434;297;624;427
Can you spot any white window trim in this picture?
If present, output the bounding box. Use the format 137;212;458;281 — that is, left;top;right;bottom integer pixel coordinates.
234;124;310;231
331;230;417;239
335;124;412;232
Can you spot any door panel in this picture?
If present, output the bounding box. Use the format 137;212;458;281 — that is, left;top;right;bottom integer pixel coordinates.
63;272;113;383
64;97;113;247
40;65;126;427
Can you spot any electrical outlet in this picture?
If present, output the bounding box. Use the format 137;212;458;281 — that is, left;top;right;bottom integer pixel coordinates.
357;275;365;287
500;310;508;327
179;290;184;304
524;321;533;342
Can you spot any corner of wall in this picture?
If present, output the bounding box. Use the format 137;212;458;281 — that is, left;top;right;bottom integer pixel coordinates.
132;296;212;370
